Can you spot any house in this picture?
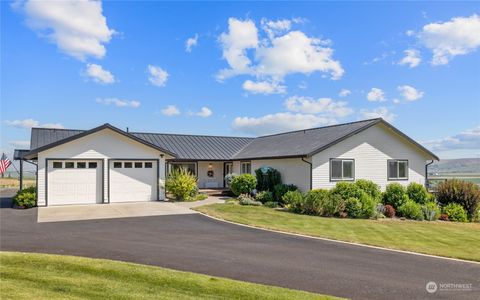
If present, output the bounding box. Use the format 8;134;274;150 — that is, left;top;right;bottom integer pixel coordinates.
17;118;438;206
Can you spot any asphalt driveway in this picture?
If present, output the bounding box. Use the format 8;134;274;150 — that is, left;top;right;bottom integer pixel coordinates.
1;190;479;300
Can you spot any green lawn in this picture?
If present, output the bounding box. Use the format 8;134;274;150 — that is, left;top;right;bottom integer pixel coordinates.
195;204;480;262
0;252;338;300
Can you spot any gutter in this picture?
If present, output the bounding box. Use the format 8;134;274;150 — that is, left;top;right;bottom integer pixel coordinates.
425;160;435;189
301;157;313;190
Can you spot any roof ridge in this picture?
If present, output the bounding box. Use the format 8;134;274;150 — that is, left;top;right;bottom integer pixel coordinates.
130;131;254;139
31;127;85;131
256;118;382;139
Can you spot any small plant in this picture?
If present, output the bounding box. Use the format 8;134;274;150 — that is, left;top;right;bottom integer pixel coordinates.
355;179;382;202
255;167;281;192
238;194;262;206
422;202;441;221
255;191;273;204
442;203;468;222
195;193;208;201
436;179;480;220
273;183;298;204
165;168;198;201
282;190;304;213
407;182;430;205
383;183;409;208
230;174;257;196
397;200;424;220
439;214;449;221
264;201;279;208
13;187;36;208
345;197;362;218
383;204;396;218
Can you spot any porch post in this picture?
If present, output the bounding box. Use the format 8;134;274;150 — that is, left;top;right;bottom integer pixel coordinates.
19;159;23;191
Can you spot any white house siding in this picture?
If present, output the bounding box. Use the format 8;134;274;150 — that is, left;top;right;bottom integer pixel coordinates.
311;123;430;191
197;161;224;188
36;128;172;206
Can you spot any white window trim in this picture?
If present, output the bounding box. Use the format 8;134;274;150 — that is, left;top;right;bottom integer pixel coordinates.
240;161;251;174
388;159;409;180
330;158;355;181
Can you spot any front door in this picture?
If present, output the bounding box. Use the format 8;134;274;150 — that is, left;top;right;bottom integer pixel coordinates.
224;162;233;187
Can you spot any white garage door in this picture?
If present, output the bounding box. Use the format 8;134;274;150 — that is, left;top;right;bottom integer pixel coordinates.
47;160;103;206
109;160;158;202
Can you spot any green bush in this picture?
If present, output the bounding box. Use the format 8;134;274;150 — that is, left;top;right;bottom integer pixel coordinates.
238;194;262;206
345;197;363;218
255;191;274;204
442;203;468;222
13;187;36;208
302;189;330;215
224;173;238;187
355;179;382;202
255;167;281;192
230;174;257;196
474;207;480;223
407;182;429;205
195;193;208;201
358;193;376;218
165;168;198;201
273;183;298;204
436;179;480;220
282;190;304;213
383;183;409;208
397;200;424;220
422;202;441;221
330;182;363;200
264;201;279;208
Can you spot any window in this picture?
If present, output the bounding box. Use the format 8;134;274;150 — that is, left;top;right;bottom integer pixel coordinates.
330;159;354;181
240;162;251;174
144;162;153;168
170;163;195;175
88;162;97;169
65;162;74;169
113;162;122;168
124;162;133;168
135;162;143;168
77;162;86;168
53;162;63;168
388;160;408;180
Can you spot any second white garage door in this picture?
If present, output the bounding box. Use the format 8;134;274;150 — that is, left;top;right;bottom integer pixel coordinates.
109;160;158;202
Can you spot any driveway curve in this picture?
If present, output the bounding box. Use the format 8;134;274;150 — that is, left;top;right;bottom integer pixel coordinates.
1;191;479;300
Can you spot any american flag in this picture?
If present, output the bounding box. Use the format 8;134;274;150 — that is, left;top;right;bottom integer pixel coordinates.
0;153;12;175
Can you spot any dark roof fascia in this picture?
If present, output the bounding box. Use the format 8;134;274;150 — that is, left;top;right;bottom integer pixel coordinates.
232;154;306;161
24;123;177;159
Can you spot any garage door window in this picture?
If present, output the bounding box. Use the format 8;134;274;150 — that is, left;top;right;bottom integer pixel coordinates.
77;162;86;168
88;162;97;168
124;162;133;168
53;162;63;168
65;162;74;168
113;162;122;168
135;162;143;168
145;162;153;168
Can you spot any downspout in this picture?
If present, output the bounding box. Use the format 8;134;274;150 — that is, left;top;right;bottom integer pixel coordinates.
302;157;313;190
425;160;435;189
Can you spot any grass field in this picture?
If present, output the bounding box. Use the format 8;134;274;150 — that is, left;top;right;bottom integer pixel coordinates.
0;252;338;300
0;178;35;189
195;204;480;262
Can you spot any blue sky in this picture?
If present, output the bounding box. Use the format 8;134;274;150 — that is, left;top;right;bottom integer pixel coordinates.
1;1;479;161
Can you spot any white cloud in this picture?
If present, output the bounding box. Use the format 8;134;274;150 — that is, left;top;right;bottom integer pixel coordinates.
339;89;351;97
147;65;169;87
405;30;415;36
161;105;180;116
5;119;39;129
367;88;386;102
285;96;353;117
16;0;115;60
242;80;286;95
217;17;344;85
398;49;421;68
419;14;480;65
424;126;480;151
359;107;396;122
398;85;424;101
96;97;140;108
85;63;115;84
185;34;198;52
232;112;335;136
194;107;213;118
9;140;30;148
392;98;401;104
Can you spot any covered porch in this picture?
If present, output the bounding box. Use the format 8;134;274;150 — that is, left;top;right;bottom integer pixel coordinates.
167;160;234;189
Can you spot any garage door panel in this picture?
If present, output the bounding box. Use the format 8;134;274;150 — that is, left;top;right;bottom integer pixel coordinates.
110;160;157;202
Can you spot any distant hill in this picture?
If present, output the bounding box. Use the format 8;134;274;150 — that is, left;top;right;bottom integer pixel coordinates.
429;158;480;174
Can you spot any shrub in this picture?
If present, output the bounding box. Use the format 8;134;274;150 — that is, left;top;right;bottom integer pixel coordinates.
224;173;238;187
359;193;376;218
230;174;257;196
436;179;480;219
255;167;281;192
165;168;198;201
407;183;430;205
439;214;449;221
383;204;396;218
282;190;304;213
273;184;298;204
345;197;362;218
383;183;409;208
13;187;36;208
442;203;468;222
355;179;382;202
422;202;441;221
330;182;363;200
397;200;424;220
302;189;329;215
474;207;480;223
195;193;208;201
264;201;279;208
255;191;274;204
238;194;262;206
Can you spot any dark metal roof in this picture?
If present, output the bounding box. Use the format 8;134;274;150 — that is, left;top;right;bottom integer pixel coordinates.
30;128;84;150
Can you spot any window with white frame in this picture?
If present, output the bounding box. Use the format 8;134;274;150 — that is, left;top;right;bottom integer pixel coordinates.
330;159;354;181
170;162;196;175
240;161;251;174
388;160;408;180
